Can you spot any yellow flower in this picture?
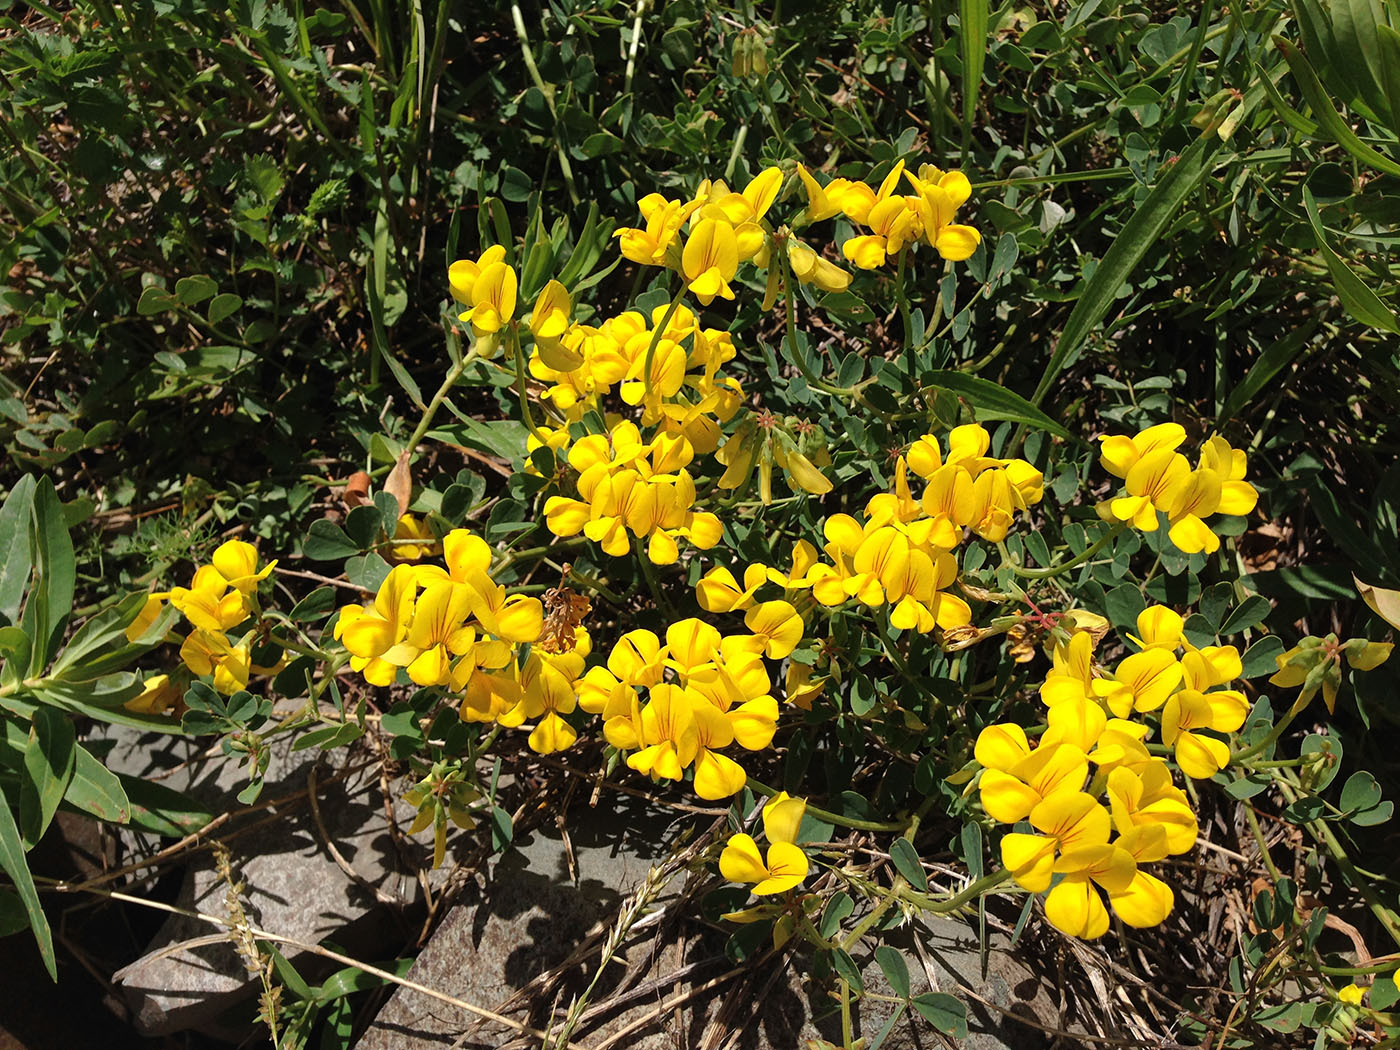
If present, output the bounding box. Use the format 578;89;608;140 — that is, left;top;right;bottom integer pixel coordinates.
904;164;981;261
719;792;809;895
125;673;180;715
975;727;1089;824
210;540;276;594
682;217;740;304
169;565;249;634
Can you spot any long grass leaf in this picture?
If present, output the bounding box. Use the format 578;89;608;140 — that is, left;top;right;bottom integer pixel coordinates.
1275;37;1400;176
1030;131;1229;408
1302;185;1400;334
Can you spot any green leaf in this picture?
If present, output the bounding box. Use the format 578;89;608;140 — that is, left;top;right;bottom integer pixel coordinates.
24;477;75;674
207;292;244;325
911;992;967;1038
289;587;338;622
21;707;76;844
1301;186;1400;334
1031;129;1233;407
889;837;929;892
119;775;214;837
832;947;863;992
63;744;130;823
1371;975;1400;1011
0;626;32;678
1218;323;1316;423
820;890;854;939
1339;770;1382;813
875;945;911;999
1241;635;1286;678
0;888;29;937
304;519;359;561
0;475;36;626
490;805;513;852
315;957;414;1001
0;795;54;979
1379;26;1400;131
136;285;179;316
1219;595;1272;636
921;371;1071;439
174;274;218;306
1276;38;1400;177
959;0;990;129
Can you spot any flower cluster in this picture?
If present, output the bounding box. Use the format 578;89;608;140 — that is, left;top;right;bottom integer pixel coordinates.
586;617;788;799
542;420;724;564
700;425;1042;635
720;791;810;895
333;529;592;754
1097;424;1258;554
974;603;1253;938
125;540;279;708
793;160;982;268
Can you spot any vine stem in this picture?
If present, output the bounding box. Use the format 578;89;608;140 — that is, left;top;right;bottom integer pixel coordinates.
744;778;909;832
507;325;551;446
1230;692;1310;764
1000;521;1126;580
405;351;471;453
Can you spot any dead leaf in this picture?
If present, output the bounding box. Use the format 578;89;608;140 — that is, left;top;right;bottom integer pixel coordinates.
384;450;413;519
1354;574;1400;631
343;471;371;511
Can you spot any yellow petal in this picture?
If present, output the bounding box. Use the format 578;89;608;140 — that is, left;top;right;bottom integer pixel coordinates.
762;791;807;845
753;841;808;895
1109;871;1174;928
1044;875;1110;939
719;833;768;885
693;750;748;800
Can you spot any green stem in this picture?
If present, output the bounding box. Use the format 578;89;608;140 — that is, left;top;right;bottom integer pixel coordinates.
1230;693;1309;763
894;245;914;350
507;326;550;446
744;779;909;832
900;866;1014;914
406;353;471;453
999;522;1125;580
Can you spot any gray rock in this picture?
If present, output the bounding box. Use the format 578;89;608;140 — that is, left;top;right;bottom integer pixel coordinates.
354;805;1063;1050
101;726;429;1038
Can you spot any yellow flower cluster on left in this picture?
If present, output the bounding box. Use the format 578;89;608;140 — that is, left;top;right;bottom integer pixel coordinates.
125;540;279;708
973;603;1252;939
335;528;588;751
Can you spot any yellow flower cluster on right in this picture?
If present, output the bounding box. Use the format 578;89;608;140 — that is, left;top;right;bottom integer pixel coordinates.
1097;423;1258;553
698;424;1042;635
974;604;1249;939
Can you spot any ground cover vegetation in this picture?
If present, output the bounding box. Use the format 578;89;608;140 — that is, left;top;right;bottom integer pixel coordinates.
3;0;1400;1045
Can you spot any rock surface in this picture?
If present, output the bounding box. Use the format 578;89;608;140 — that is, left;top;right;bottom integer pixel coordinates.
100;726;427;1038
355;801;1062;1050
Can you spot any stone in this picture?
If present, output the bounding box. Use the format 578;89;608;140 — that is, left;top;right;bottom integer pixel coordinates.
354;801;1064;1050
100;725;430;1038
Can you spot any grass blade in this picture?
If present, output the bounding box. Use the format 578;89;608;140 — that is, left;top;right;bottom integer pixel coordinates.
1302;185;1400;334
1275;37;1400;177
1030;130;1230;408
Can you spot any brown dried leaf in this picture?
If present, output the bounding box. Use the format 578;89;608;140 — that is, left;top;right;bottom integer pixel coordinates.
384;451;413;518
343;471;372;511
